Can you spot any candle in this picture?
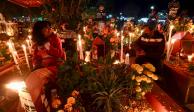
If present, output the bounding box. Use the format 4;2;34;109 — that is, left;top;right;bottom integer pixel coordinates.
22;45;30;69
85;51;91;62
166;25;174;61
188;55;193;62
120;35;124;63
83;27;86;34
7;41;18;65
6;81;36;111
140;30;144;35
168;39;176;61
26;39;32;54
125;53;130;64
129;33;133;47
113;60;120;64
7;40;23;75
78;34;84;60
28;35;32;47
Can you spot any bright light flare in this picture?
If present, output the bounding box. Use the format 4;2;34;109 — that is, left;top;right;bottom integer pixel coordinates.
6;81;26;91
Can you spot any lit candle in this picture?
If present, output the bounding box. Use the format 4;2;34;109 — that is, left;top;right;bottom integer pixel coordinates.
78;34;84;60
140;30;144;35
166;25;174;61
83;26;86;34
188;55;193;62
7;40;22;75
129;32;133;47
28;35;32;47
22;45;30;69
26;39;32;54
125;53;130;64
120;35;124;63
7;41;18;65
85;51;90;62
168;39;176;61
6;81;36;111
113;60;120;64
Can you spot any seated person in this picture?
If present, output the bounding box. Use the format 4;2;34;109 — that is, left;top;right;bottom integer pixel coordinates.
135;24;165;74
25;21;66;111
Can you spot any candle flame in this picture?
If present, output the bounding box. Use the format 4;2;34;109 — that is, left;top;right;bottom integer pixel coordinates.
170;25;174;30
6;81;26;91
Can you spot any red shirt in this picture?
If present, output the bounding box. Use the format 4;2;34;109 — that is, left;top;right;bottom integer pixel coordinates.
33;33;65;75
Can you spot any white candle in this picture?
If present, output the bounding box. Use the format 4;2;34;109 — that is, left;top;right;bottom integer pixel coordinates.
129;33;133;47
7;41;18;65
168;39;176;61
22;45;30;69
125;53;130;64
188;55;193;62
113;60;120;64
28;35;32;47
85;51;91;62
83;27;86;34
120;35;124;63
166;25;174;61
78;34;84;60
26;39;32;54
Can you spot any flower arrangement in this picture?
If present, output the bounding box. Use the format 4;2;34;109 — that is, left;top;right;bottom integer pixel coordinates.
47;55;158;112
130;63;158;99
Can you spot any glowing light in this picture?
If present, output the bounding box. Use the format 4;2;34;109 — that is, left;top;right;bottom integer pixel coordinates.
6;81;26;91
188;55;193;62
113;60;120;64
150;6;155;10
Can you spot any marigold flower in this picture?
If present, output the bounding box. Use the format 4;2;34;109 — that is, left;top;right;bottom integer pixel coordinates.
143;63;156;72
152;75;159;80
71;90;79;97
131;64;143;74
135;86;142;92
67;97;76;105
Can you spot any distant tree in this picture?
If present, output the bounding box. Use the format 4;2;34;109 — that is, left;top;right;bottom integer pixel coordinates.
41;0;92;29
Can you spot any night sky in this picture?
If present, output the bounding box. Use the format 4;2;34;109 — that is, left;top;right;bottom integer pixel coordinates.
104;0;194;17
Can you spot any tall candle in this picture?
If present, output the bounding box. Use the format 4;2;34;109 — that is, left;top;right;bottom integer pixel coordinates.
78;34;84;60
22;45;30;69
129;33;133;47
83;27;86;34
166;25;174;61
168;39;176;61
7;40;22;75
28;35;33;47
120;35;124;63
26;39;32;54
125;53;130;64
7;41;18;65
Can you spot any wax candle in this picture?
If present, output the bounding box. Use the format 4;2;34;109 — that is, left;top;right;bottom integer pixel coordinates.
78;34;84;60
120;35;124;63
188;55;193;62
166;25;174;61
125;53;130;64
22;45;30;69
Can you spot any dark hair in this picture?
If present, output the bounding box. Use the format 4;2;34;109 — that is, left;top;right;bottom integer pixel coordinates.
32;21;51;45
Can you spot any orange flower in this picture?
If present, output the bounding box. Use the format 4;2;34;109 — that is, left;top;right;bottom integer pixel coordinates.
67;97;76;105
71;90;79;97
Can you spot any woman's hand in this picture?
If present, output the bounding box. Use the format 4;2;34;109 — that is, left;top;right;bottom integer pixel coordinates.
44;42;50;50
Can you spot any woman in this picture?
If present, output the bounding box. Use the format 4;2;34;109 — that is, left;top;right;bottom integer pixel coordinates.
26;21;66;111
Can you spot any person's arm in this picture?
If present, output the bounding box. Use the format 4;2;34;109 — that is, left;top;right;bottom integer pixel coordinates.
46;35;65;59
